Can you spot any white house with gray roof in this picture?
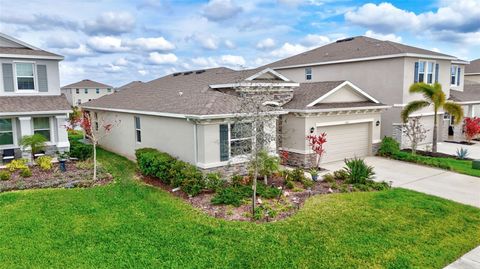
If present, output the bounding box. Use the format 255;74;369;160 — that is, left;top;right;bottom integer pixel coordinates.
0;33;70;164
61;79;114;106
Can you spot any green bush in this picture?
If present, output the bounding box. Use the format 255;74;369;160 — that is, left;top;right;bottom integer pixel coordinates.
285;180;294;189
333;170;348;180
36;156;53;171
378;137;400;156
231;174;243;186
257;183;282;199
205;172;226;192
302;178;314;188
343;158;375;184
69;141;93;161
322;173;335;183
392;151;452;170
180;164;205;196
211;185;251;207
290;168;305;182
6;159;28;172
0;170;10;181
20;167;32;178
68;130;83;141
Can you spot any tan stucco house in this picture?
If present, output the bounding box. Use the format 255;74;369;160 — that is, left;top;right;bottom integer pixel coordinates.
82;66;388;172
465;59;480;83
61;79;114;106
0;33;71;164
264;36;469;147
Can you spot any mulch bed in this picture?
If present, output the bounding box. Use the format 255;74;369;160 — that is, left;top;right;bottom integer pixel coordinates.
141;174;347;222
0;162;112;193
444;140;476;145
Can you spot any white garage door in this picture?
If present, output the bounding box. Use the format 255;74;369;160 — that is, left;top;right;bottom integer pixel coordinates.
317;122;371;163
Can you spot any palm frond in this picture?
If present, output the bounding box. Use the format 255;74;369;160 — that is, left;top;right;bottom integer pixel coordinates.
431;90;446;110
409;83;436;101
401;100;431;123
443;102;464;125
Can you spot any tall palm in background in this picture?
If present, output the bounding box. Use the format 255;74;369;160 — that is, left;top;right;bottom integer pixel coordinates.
401;83;463;153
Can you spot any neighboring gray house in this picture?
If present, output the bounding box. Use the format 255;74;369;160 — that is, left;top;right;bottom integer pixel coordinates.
82;67;388;172
115;81;144;92
264;36;469;147
61;79;113;106
0;33;70;163
465;59;480;83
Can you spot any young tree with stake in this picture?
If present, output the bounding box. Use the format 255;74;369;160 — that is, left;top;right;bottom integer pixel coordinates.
306;133;327;169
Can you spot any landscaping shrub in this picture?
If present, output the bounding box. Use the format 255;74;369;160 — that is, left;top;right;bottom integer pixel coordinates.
67;130;84;141
231;174;243;186
257;183;282;199
290;168;305;182
285;180;294;189
322;173;335;183
0;170;10;181
20;167;32;178
36;156;53;171
69;141;93;161
6;159;28;172
343;158;375;184
301;178;314;188
391;151;452;170
211;185;251;207
180;164;205;196
205;172;226;192
378;136;400;156
333;170;348;180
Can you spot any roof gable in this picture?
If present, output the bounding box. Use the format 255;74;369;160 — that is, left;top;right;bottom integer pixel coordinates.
62;79;113;89
307;81;379;107
245;68;291;82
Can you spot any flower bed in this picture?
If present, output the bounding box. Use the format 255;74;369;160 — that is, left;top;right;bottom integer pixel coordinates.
0;160;112;192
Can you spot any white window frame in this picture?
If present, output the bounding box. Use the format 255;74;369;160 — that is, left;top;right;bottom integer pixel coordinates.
305;67;312;80
84;88;88;94
107;88;112;93
134;116;141;143
416;60;437;84
227;122;254;160
451;65;459;86
33;117;52;142
96;88;100;94
77;99;81;105
13;61;37;93
75;88;79;94
0;118;17;148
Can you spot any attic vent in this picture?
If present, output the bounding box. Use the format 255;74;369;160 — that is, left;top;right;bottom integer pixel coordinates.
183;71;193;75
195;70;205;74
173;73;182;77
336;37;354;43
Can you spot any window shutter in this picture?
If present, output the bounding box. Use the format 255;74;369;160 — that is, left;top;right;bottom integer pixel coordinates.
37;65;48;92
435;63;439;83
219;124;229;161
2;63;14;92
457;67;461;86
414;62;419;83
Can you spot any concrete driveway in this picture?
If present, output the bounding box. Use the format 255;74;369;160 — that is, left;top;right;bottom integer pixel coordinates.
320;156;480;208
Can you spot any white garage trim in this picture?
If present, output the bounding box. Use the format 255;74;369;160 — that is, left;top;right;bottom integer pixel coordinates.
315;118;374;127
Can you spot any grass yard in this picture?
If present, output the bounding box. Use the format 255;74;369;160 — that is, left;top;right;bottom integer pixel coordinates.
391;151;480;177
0;149;479;268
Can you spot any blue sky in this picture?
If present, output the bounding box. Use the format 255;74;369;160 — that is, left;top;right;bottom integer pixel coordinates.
1;0;479;87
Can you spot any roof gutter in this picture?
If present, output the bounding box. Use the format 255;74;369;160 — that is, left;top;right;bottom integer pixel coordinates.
0;53;64;60
0;110;72;116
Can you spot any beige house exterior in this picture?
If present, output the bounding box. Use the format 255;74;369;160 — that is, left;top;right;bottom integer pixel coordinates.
0;33;70;163
266;36;468;147
465;59;480;83
61;79;113;106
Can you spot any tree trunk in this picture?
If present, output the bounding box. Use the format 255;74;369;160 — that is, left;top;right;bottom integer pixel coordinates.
93;142;97;181
432;111;438;153
264;174;267;185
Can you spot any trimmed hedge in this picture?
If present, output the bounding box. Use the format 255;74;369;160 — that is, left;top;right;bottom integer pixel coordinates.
69;141;93;161
135;148;205;196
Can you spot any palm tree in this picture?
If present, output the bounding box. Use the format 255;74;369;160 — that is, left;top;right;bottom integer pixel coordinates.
401;83;463;153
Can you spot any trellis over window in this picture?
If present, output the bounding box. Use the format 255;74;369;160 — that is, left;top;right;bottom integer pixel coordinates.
33;117;51;141
414;61;439;84
0;119;14;146
219;122;254;161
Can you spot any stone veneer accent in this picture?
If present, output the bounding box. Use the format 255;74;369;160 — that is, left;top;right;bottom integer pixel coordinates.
284;151;316;168
200;162;250;178
372;142;381;155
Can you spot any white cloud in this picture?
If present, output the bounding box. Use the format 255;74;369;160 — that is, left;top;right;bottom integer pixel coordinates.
149;52;178;64
138;69;149;76
191;57;219;68
345;3;420;33
224;40;236;49
301;34;330;46
125;37;175;51
57;44;93;57
220;55;246;66
256;38;276;50
202;0;243;21
271;42;310;58
87;36;129;53
114;57;129;66
44;36;79;49
105;64;122;73
196;35;219;50
84;11;136;35
365;30;402;42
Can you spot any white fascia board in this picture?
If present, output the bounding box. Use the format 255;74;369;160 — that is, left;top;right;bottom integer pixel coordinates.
286;105;391;113
452;60;470;65
306;81;380;107
455;101;480;105
465;73;480;75
272;53;458;70
210;82;299;88
315;118;374;127
0;53;64;60
245;68;292;82
0;110;71;117
81;106;288;120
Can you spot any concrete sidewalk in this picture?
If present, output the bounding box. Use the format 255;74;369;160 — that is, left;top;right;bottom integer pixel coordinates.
444;246;480;269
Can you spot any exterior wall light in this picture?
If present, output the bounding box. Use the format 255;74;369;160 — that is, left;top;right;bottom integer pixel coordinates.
310;127;315;133
376;121;380;126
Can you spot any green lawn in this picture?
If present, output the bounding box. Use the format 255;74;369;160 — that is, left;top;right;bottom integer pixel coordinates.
0;149;479;268
390;151;480;177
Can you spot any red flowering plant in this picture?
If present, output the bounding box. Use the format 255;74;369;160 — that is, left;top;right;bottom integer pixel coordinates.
279;150;289;165
306;132;327;169
463;117;480;143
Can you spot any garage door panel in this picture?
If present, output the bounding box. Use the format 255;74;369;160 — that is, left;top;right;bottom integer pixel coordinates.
318;123;370;163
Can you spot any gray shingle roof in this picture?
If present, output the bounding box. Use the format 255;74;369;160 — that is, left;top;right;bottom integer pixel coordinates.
62;79;113;89
0;95;71;114
449;82;480;103
0;47;62;59
466;59;480;74
265;36;456;69
83;67;260;115
282;81;385;110
116;81;144;91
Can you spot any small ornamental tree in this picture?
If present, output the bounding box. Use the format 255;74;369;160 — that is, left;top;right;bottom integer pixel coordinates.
463;117;480;143
306;132;327;169
68;106;82;130
403;117;428;155
81;111;120;180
